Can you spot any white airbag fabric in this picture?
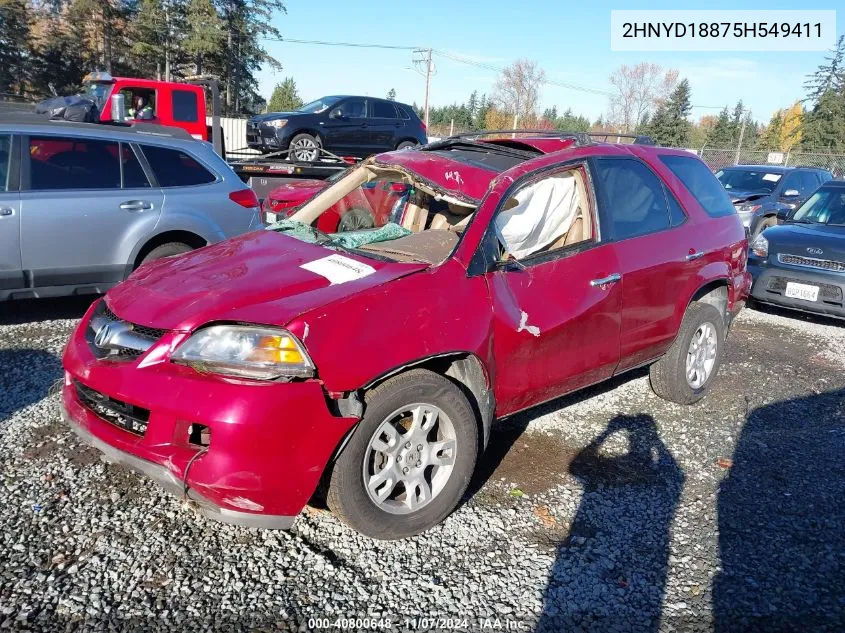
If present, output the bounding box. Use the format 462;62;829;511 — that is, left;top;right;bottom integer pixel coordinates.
494;174;579;259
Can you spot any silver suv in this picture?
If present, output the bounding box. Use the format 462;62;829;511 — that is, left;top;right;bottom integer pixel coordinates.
0;115;261;301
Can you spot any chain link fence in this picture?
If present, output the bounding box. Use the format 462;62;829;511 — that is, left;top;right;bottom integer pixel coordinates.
698;148;845;178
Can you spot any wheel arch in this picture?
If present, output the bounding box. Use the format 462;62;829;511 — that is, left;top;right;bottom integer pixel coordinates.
129;230;208;272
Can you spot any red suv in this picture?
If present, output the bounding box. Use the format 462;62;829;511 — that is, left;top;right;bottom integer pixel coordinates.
61;132;751;539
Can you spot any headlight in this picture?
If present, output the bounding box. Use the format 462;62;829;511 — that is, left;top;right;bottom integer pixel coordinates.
267;119;288;128
751;234;768;258
735;204;761;228
172;325;314;380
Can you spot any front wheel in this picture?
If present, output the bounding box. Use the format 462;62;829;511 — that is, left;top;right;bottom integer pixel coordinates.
752;216;777;239
649;302;725;405
396;140;418;150
327;369;478;539
289;133;321;162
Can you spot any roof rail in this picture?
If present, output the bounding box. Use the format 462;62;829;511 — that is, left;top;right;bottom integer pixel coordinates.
445;129;655;146
0;111;193;140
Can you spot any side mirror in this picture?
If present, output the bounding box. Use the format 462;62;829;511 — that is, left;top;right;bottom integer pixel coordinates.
776;207;790;221
782;189;799;198
110;93;126;121
329;108;343;120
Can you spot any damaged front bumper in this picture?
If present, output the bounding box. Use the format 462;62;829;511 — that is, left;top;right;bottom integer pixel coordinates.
61;303;358;529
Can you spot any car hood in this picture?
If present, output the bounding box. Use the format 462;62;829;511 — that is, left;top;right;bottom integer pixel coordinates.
727;189;771;204
250;111;299;123
765;223;845;261
106;231;428;331
267;179;327;201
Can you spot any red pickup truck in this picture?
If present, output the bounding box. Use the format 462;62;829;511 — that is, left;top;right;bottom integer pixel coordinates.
81;73;220;147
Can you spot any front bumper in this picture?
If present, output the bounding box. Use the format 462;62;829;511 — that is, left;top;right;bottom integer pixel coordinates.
62;301;358;528
246;122;292;151
748;258;845;319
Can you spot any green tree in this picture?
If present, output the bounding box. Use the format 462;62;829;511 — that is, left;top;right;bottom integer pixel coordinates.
131;0;186;80
267;76;302;112
184;0;222;75
756;110;783;151
0;0;32;96
386;87;396;101
707;107;734;147
648;78;691;147
803;34;844;105
801;88;845;151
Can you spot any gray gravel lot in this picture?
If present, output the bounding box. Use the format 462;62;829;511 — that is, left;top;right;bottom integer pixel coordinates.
0;298;843;632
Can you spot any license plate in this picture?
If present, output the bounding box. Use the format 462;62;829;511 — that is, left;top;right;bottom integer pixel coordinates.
784;282;819;302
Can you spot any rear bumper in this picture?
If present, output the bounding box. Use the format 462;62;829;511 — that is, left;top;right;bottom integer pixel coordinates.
748;259;845;319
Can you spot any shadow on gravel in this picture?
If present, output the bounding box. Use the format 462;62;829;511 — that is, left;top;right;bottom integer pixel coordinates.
748;300;844;329
0;348;63;424
537;414;684;633
0;296;96;325
713;388;845;632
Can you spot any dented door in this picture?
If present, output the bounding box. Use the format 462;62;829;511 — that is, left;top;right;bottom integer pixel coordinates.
486;244;622;416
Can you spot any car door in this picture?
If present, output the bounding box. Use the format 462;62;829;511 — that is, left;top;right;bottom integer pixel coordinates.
483;162;622;415
367;100;402;153
20;134;164;288
321;98;367;156
0;133;23;292
591;156;699;372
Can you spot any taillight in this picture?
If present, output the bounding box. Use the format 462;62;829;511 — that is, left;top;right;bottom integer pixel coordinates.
229;188;259;209
421;121;427;132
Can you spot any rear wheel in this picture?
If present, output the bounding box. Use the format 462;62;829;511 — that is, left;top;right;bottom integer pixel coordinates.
649;302;725;405
327;369;478;539
289;133;321;162
138;242;193;268
753;216;777;238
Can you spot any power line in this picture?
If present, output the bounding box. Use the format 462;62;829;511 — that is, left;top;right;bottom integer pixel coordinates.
266;37;420;51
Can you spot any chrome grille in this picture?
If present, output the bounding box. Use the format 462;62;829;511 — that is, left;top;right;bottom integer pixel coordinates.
87;302;168;360
777;253;845;273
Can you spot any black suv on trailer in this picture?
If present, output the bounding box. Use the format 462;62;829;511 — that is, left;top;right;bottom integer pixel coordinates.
246;96;428;162
715;164;833;237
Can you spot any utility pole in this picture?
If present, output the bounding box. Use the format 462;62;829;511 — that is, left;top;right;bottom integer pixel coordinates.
413;49;434;129
734;110;749;165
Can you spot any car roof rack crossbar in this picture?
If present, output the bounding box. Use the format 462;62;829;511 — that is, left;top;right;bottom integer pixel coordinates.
442;129;656;146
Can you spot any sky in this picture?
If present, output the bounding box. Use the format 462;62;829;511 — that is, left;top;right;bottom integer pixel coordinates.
256;0;843;125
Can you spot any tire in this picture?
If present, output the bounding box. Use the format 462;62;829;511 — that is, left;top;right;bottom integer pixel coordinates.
138;242;193;267
289;133;321;162
753;216;776;238
649;302;725;405
336;207;375;232
327;369;478;539
396;140;418;150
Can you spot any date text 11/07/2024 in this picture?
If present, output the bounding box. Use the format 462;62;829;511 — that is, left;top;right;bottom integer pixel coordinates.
307;617;529;630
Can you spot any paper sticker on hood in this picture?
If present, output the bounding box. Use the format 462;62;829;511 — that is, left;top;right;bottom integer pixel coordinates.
300;254;376;285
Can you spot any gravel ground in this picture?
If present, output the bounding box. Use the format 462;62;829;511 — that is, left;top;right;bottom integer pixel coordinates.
0;297;843;632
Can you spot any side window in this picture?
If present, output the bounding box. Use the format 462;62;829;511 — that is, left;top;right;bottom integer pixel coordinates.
120;144;150;189
780;172;801;194
28;136;121;190
141;145;215;187
172;90;199;123
371;101;398;118
494;166;593;261
396;105;412;120
338;98;365;118
819;171;833;184
594;158;671;241
659;154;735;218
0;135;10;192
666;187;687;226
798;171;819;194
120;87;157;121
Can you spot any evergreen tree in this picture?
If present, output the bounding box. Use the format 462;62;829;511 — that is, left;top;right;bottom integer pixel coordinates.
648;78;691;147
801;88;845;151
707;107;734;147
266;76;301;112
184;0;221;75
386;88;396;101
0;0;32;96
803;34;844;105
756;110;783;151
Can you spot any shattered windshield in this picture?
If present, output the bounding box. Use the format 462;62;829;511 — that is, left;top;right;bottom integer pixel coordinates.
266;168;477;264
298;97;343;114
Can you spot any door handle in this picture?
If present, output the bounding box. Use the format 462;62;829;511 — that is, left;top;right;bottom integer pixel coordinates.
685;251;705;261
590;273;621;287
120;200;153;212
0;207;13;217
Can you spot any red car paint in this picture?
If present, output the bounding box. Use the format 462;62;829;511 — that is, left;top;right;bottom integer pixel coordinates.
62;137;751;529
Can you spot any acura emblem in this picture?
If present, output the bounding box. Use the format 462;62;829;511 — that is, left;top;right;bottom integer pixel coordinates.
94;323;113;348
807;247;824;256
94;321;131;349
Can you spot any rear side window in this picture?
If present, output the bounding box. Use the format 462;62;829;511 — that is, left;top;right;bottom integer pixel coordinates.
0;135;10;191
172;90;199;123
659;155;735;218
593;158;671;241
371;101;398;118
28;136;121;190
120;144;150;188
396;105;412;120
141;145;215;187
819;171;833;184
